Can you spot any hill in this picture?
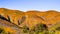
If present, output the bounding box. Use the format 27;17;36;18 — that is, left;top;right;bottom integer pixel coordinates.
0;8;60;34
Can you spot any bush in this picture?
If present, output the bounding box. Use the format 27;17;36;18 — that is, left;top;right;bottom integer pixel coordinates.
56;27;60;31
0;28;3;33
22;25;29;33
34;23;48;32
21;23;48;34
44;31;49;34
30;23;48;34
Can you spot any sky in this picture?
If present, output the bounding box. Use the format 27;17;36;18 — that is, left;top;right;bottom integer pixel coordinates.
0;0;60;12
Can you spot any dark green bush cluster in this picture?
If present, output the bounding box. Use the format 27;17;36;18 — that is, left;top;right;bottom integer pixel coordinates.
34;23;47;31
22;25;29;33
22;23;50;34
56;27;60;31
21;23;56;34
32;23;48;34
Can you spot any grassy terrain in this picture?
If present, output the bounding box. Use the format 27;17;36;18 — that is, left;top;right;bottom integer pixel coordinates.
0;19;60;34
0;27;10;34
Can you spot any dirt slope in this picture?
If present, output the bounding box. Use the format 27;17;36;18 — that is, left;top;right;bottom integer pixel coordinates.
0;18;21;34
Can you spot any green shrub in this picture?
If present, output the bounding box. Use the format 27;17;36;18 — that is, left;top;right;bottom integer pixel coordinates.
49;30;55;34
22;25;29;33
0;28;3;33
56;27;60;31
21;23;48;34
34;23;48;32
31;23;48;34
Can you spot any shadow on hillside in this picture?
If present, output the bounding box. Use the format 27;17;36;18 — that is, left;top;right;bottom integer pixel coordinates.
0;15;10;22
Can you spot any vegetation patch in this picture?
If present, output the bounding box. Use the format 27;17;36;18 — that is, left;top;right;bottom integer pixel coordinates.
0;27;10;34
21;23;55;34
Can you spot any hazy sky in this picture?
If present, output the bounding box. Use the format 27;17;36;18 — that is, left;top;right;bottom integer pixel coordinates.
0;0;60;11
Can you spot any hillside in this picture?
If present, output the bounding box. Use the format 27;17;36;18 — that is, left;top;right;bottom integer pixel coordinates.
0;8;60;34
